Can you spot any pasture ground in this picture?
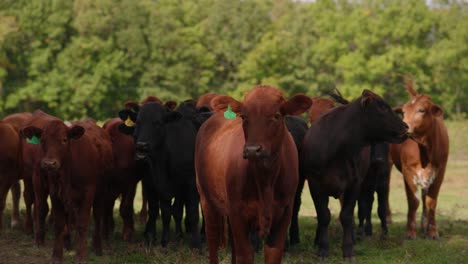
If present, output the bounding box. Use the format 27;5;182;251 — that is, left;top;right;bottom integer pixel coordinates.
0;120;466;263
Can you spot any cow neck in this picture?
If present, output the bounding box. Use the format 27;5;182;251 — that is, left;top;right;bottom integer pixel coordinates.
415;117;448;168
246;145;281;238
332;102;369;158
148;147;170;192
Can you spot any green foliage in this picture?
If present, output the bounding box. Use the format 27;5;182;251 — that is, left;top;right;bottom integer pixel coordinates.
0;0;466;119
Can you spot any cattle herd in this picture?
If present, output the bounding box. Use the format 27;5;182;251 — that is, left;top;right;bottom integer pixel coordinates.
0;80;449;263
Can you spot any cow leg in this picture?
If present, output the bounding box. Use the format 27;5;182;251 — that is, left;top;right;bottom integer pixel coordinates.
290;175;305;245
120;179;137;242
10;181;21;228
424;169;444;239
160;198;172;247
185;184;201;250
23;175;34;235
51;197;66;263
376;180;389;237
404;180;419;239
172;191;184;240
92;196;104;256
230;213;254;263
0;177;13;231
340;183;359;259
264;206;292;264
139;183;148;224
75;193;94;263
201;199;223;264
386;162;394;224
102;195;116;241
309;179;330;258
357;188;373;237
143;198;159;247
32;173;49;246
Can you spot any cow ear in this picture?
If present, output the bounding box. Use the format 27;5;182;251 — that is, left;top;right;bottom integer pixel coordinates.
118;123;135;135
431;104;443;117
281;94;312;116
361;89;376;108
124;101;140;113
67;125;85;140
21;126;43;143
211;95;242;113
164;111;183;123
165;101;178;111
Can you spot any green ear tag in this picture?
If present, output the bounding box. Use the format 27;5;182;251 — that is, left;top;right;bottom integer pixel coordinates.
224;105;236;120
26;135;40;145
130;108;137;113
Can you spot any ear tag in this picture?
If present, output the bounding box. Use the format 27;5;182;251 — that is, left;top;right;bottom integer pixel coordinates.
224;105;236;120
26;135;40;145
125;116;135;127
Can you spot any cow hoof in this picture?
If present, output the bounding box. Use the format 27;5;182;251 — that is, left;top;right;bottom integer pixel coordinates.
317;249;329;258
406;233;417;240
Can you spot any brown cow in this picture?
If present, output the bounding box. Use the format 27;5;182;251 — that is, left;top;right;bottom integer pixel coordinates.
196;93;218;110
19;110;61;245
2;112;32;228
22;119;113;262
102;118;140;241
390;79;449;239
308;97;335;124
0;120;21;231
195;85;312;263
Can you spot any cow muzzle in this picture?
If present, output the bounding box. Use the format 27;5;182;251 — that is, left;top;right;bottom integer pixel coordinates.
135;141;150;161
41;159;60;171
243;145;267;159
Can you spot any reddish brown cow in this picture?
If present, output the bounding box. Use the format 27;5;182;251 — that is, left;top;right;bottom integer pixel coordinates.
2;112;32;228
22;119;113;262
390;79;449;239
0;120;21;231
195;85;312;263
19;111;61;245
102;118;140;241
308;97;335;124
196;93;218;110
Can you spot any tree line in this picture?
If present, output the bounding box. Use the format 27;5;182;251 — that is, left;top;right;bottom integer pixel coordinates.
0;0;466;120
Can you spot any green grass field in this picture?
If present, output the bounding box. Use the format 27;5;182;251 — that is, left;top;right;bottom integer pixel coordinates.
0;120;466;263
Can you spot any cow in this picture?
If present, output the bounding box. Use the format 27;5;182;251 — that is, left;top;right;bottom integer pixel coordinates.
22;119;113;262
196;93;219;110
102;118;140;241
118;99;202;249
195;85;312;263
288;97;336;246
2;112;33;228
390;78;449;239
0;120;22;232
301;89;408;259
18;110;62;245
357;143;391;237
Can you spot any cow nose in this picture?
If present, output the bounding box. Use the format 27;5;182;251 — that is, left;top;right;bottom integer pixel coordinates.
41;159;60;170
136;142;149;152
403;123;409;130
243;145;262;159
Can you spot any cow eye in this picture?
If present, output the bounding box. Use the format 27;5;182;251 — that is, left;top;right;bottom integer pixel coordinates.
418;109;426;113
274;113;281;120
240;115;247;121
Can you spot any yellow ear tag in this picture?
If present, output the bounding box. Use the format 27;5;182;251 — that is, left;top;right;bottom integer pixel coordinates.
125;117;135;127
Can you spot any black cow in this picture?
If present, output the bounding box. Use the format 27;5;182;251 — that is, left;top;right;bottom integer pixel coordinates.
357;143;391;238
301;90;408;259
118;101;202;249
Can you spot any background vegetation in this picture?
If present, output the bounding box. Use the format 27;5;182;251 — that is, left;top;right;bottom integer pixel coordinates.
0;0;467;120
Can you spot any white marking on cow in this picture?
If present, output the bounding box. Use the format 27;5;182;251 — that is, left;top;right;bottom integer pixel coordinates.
413;168;437;190
64;121;72;127
414;191;419;201
411;99;416;104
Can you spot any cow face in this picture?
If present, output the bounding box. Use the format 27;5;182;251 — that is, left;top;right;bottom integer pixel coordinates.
22;121;84;172
360;90;408;144
394;95;443;138
212;86;312;163
118;102;182;161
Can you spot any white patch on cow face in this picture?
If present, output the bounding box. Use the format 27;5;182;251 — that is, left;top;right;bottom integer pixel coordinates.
64;121;72;127
413;168;437;190
411;99;416;104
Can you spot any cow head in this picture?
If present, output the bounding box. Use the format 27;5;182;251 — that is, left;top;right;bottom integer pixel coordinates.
394;95;443;139
360;90;408;144
212;86;312;164
22;120;84;172
118;102;182;161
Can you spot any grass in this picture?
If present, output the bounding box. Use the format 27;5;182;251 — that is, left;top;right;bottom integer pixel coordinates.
0;120;467;263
